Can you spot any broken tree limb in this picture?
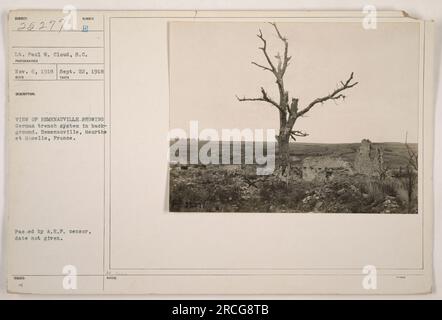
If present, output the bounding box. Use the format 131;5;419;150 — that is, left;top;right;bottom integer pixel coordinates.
297;72;358;117
236;87;283;111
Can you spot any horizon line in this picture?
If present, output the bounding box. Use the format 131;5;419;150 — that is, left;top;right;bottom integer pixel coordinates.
169;138;419;144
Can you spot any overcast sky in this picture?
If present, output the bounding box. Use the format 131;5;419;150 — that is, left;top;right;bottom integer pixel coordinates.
169;21;420;143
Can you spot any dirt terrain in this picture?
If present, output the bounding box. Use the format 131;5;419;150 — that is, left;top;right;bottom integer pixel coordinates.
169;141;418;213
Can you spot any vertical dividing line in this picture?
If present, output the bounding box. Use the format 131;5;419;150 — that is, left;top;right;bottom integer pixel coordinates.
102;13;107;291
108;17;112;273
421;21;425;270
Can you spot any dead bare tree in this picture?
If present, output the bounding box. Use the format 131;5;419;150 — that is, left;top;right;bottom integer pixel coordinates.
375;147;388;181
236;23;358;173
404;132;418;212
405;132;418;171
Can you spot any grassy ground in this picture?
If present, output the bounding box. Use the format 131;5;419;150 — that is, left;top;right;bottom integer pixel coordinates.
169;141;418;213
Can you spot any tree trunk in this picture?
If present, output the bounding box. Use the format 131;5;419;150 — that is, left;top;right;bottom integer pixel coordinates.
277;131;291;173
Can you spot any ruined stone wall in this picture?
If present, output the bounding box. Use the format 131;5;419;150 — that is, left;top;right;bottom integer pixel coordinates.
353;139;385;177
302;156;352;182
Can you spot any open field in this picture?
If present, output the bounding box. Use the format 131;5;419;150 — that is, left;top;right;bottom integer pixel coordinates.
170;140;416;168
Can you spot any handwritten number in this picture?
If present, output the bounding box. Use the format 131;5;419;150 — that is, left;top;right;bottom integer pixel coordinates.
17;23;26;31
27;22;35;31
48;20;56;31
17;18;75;32
59;18;65;32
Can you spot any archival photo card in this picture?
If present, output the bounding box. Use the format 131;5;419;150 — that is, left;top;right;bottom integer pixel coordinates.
169;21;420;214
6;10;434;295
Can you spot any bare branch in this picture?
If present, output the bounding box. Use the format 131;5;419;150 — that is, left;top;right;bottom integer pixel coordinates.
251;61;273;72
242;175;258;188
241;175;268;188
269;22;290;77
405;134;418;171
269;22;287;41
291;130;309;137
290;130;309;141
257;29;276;73
297;72;358;117
274;53;282;71
259;87;279;107
236;87;283;111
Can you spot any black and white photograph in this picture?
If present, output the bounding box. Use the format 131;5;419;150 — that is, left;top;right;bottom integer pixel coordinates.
169;21;420;214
